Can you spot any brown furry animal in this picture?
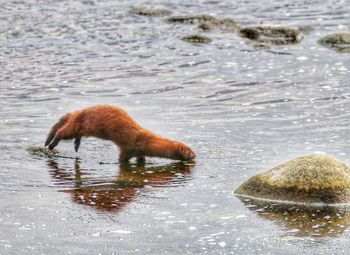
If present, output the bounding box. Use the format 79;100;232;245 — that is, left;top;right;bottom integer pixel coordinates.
45;105;196;162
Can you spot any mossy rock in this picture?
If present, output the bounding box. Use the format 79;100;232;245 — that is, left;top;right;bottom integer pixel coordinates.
240;25;302;45
27;146;59;158
181;34;212;44
235;154;350;205
129;7;172;17
318;33;350;53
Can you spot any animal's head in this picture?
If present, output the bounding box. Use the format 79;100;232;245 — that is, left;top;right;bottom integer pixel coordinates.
175;142;196;161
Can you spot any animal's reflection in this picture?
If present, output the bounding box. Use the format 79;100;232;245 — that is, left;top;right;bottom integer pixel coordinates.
48;160;193;212
239;197;350;237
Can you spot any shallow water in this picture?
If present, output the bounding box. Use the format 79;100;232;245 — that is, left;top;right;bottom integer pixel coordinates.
1;0;350;254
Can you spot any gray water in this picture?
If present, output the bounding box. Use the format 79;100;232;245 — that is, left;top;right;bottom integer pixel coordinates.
1;0;350;254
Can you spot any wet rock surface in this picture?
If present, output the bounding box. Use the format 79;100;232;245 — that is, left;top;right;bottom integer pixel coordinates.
235;154;350;205
168;15;239;32
181;34;213;44
128;6;348;53
129;6;172;17
318;33;350;53
27;146;59;158
240;26;302;45
167;15;218;24
198;18;240;32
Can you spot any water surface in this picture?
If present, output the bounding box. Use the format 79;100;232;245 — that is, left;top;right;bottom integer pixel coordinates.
1;0;350;254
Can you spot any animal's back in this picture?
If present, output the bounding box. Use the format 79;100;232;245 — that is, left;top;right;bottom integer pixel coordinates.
75;105;142;144
78;105;140;127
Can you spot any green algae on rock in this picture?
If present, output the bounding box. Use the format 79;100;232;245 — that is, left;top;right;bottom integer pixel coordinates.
181;34;212;44
27;146;59;158
129;7;172;17
235;154;350;205
240;26;302;45
318;33;350;53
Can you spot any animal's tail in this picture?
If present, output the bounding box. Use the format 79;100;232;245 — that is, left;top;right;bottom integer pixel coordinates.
45;114;70;147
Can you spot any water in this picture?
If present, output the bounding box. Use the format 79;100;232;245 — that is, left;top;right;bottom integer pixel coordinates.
1;0;350;254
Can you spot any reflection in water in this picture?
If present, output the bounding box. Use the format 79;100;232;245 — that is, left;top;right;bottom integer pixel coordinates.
238;197;350;238
48;160;193;212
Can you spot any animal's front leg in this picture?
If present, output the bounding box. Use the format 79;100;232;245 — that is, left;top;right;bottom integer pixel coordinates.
48;137;60;150
136;156;145;165
47;121;78;150
74;137;81;152
119;149;134;163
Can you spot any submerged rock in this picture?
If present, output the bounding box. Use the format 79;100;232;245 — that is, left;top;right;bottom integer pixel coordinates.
235;154;350;205
27;146;59;158
167;15;239;32
298;25;314;34
318;33;350;53
167;15;218;24
253;43;271;50
181;34;212;44
129;7;172;17
198;18;240;32
240;25;302;45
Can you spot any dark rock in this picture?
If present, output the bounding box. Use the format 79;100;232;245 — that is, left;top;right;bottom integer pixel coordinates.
167;15;217;24
240;25;302;45
181;34;212;44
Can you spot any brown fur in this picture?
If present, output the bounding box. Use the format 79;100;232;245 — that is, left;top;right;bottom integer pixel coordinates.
45;105;196;162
